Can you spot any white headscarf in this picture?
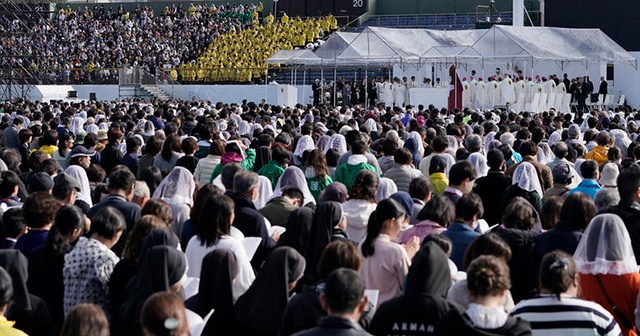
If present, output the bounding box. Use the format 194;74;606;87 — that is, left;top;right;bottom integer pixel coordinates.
408;131;424;157
512;162;543;197
293;135;315;166
270;166;316;206
599;163;619;188
70;117;86;136
446;135;459;154
254;176;273;210
467;152;488;178
64;165;93;207
238;121;251;136
364;118;378;133
85;124;99;135
537;142;555;165
484;131;496;152
152;167;196;206
574;214;638;275
324;134;347;154
375;178;398;203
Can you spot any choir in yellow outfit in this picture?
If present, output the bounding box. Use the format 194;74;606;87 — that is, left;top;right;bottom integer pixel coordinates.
177;14;328;83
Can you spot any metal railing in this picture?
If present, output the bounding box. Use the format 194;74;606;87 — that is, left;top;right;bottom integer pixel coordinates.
358;11;540;29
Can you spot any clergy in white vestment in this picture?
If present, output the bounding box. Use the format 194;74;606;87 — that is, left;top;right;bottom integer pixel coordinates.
501;74;516;104
382;78;394;106
488;77;501;108
515;77;526;104
526;77;536;104
470;76;478;107
475;78;487;109
543;77;556;109
461;77;471;108
393;78;405;107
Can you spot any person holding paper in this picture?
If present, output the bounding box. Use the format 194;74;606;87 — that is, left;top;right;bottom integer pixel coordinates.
185;194;255;301
359;199;419;305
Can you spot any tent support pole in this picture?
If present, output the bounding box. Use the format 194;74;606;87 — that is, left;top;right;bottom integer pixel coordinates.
333;67;338;106
365;67;368;108
321;68;324;105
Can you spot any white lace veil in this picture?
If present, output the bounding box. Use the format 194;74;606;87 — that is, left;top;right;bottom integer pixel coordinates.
574;214;639;275
324;134;347;154
512;162;543;197
254;175;273;210
467;152;488;178
65;165;93;207
270;166;316;206
293;135;315;165
152;167;196;206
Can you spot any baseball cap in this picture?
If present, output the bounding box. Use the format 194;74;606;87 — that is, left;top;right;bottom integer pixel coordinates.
552;163;573;184
390;191;414;218
28;172;54;193
69;146;96;159
53;173;81;196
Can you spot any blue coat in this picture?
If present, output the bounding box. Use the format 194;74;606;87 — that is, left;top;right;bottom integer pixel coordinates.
441;222;481;270
568;179;602;199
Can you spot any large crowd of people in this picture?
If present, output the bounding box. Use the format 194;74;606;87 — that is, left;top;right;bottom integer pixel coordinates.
1;2;338;85
0;95;639;335
1;3;259;84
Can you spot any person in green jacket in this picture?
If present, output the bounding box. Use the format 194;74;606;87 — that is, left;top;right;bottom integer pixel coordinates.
334;141;379;190
304;149;333;203
210;141;255;183
257;146;291;190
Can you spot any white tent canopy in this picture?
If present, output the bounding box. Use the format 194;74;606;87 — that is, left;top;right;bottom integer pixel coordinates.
464;25;636;68
265;49;321;65
313;32;359;60
267;25;636;69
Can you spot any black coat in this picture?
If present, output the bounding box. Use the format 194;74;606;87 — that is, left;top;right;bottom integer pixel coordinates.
369;242;456;336
434;309;531;336
88;194;142;257
292;316;372;336
228;191;275;270
0;250;56;336
100;142;124;174
493;227;538;303
603;200;640;262
473;171;512;225
28;244;68;333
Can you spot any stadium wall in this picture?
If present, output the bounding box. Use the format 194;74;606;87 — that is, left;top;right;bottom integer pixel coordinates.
3;85;314;106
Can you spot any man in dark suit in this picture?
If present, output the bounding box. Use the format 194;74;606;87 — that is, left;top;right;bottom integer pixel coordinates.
87;168;141;257
599;76;608;96
312;79;321;106
227;170;277;270
562;73;571;90
473;149;512;226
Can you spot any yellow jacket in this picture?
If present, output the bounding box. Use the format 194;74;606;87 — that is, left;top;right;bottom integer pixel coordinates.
584;145;609;166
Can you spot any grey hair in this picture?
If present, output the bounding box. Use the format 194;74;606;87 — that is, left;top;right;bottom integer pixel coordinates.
499;132;515;147
594;188;620;212
234;170;260;194
465;134;483;153
133;181;150;200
